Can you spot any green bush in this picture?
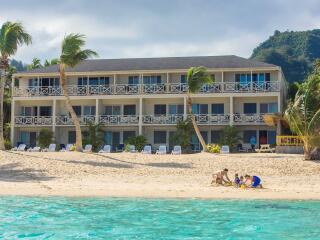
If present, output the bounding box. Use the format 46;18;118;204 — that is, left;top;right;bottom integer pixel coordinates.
124;135;147;151
170;119;192;153
219;126;241;152
207;144;221;153
37;129;53;148
83;122;104;152
4;139;12;150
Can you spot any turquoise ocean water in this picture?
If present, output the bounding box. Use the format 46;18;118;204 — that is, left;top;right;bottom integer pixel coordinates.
0;197;319;239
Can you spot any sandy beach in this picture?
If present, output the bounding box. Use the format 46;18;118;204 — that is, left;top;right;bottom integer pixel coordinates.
0;151;319;200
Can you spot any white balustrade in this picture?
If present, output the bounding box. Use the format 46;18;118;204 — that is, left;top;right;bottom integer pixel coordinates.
143;115;184;124
55;115;96;125
14;116;53;125
13;82;280;97
99;115;139;125
233;114;264;124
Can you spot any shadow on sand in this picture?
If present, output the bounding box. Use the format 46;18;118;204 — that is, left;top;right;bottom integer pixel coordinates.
67;160;133;169
0;163;54;182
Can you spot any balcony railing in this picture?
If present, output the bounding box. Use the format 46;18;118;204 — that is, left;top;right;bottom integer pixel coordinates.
13;82;280;97
99;115;139;125
143;115;184;124
55;115;95;125
14;116;53;126
233;114;264;124
14;113;267;126
276;136;304;146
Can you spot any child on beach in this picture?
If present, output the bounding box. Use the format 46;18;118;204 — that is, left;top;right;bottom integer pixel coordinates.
234;173;240;186
245;175;263;188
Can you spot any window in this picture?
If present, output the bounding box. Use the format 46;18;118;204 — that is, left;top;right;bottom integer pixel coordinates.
39;106;52;116
154;104;166;115
128;76;139;85
28;78;38;87
40;78;59;87
211;74;215;81
123;105;136;115
143;76;161;84
84;106;96;116
266;73;270;82
21;106;37;116
68;131;76;144
154;131;167;144
267;131;276;145
260;103;278;113
78;76;109;86
72;106;82;116
211;131;221;144
252;73;258;82
244;103;257;114
211;104;224;114
180;75;187;83
123;131;136;142
192;104;208;114
169;104;184;115
243;130;256;143
105;106;121;115
235;73;251;83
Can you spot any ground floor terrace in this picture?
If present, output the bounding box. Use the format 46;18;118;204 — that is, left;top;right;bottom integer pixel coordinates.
13;125;277;152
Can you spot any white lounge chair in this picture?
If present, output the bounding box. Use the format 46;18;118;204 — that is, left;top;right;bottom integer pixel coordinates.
12;144;26;151
28;146;41;152
83;144;92;153
42;144;56;152
156;145;167;154
141;145;152;154
99;145;111;153
60;144;73;152
171;145;182;155
220;145;230;154
128;145;136;153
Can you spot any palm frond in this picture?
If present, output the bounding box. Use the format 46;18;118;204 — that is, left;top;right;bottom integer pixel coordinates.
187;66;213;93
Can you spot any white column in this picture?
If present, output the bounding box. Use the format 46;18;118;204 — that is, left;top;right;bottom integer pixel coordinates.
10;100;15;145
221;71;224;83
113;74;116;94
250;70;253;91
52;99;56;134
166;72;169;93
183;96;187;120
138;97;143;135
95;99;99;124
229;96;233;125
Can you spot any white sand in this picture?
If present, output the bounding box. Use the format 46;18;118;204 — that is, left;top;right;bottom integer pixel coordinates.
0;151;320;199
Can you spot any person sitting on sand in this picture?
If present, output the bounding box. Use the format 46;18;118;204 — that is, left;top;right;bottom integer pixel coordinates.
244;175;263;188
234;173;240;186
212;169;231;185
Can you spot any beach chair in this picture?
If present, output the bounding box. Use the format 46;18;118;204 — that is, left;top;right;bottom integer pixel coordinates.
156;145;167;154
83;144;92;153
255;144;275;153
220;145;230;154
42;144;56;152
99;145;111;153
116;144;125;152
28;146;41;152
171;145;182;155
128;145;136;153
237;144;248;152
12;144;26;151
141;145;152;154
60;144;73;152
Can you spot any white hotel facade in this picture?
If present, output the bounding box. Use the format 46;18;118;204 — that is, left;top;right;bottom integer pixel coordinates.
11;55;286;151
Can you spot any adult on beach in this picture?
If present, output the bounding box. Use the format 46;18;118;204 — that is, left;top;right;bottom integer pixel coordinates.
245;175;263;188
212;169;231;185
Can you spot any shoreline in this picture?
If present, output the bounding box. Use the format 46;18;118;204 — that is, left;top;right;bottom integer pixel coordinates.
1;151;320;200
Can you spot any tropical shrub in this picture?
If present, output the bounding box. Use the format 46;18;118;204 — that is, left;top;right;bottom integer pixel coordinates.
207;144;220;153
170;119;193;153
124;135;147;151
219;126;241;152
83;122;104;152
37;129;53;148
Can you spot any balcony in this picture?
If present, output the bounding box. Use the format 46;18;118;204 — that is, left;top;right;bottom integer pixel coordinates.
143;115;184;124
99;115;139;125
14;116;53;126
13;82;280;97
14;113;266;126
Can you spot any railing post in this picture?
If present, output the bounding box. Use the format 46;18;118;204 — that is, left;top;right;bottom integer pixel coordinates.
139;97;143;135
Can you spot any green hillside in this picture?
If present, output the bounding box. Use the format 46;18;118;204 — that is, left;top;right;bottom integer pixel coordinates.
251;29;320;83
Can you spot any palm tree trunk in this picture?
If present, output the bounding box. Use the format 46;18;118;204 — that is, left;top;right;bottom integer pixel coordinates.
187;94;207;152
59;64;83;152
0;68;5;150
304;142;312;160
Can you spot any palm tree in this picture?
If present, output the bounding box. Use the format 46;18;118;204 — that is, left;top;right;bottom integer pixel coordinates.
186;66;213;152
44;58;60;67
28;57;42;70
0;22;32;150
284;70;320;160
59;33;97;151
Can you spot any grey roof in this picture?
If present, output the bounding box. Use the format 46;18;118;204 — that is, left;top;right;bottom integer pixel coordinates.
20;55;278;74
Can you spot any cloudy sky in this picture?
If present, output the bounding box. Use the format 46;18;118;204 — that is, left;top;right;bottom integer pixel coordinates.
1;0;320;63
